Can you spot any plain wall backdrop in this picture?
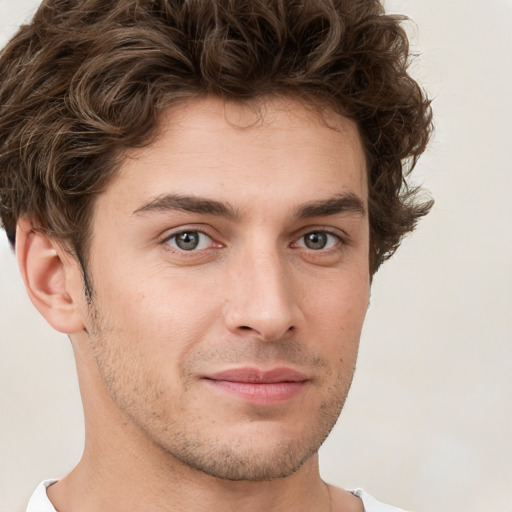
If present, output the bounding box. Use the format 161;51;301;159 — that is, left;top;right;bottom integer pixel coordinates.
0;1;511;511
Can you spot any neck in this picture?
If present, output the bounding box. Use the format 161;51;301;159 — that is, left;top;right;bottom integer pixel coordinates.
49;433;332;512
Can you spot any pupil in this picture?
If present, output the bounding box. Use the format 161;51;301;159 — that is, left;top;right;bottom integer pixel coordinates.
176;232;199;250
305;232;327;250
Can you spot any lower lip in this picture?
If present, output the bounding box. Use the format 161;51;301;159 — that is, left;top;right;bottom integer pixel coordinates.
204;379;307;405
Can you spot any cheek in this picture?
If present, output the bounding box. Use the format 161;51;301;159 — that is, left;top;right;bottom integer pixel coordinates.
304;274;369;349
92;270;220;366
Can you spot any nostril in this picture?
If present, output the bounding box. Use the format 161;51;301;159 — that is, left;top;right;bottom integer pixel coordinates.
237;324;295;336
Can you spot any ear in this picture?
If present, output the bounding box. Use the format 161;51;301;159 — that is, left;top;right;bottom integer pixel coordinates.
16;217;86;334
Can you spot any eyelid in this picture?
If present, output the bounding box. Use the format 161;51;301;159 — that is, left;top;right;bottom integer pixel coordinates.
167;231;211;251
294;232;339;250
161;225;223;252
291;226;348;247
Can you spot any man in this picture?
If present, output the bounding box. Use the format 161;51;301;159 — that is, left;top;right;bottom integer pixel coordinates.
0;0;432;510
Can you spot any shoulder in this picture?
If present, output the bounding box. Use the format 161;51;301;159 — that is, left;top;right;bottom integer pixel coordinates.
327;484;410;512
351;488;411;512
26;480;58;512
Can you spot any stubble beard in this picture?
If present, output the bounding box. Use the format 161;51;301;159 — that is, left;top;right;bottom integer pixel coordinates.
85;303;356;482
158;380;351;482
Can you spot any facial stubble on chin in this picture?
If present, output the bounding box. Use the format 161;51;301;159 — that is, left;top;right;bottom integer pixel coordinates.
84;292;357;482
170;376;353;482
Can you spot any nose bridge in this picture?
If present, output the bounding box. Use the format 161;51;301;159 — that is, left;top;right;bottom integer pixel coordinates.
223;239;299;341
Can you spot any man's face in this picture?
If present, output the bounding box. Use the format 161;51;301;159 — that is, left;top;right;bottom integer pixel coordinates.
77;96;370;480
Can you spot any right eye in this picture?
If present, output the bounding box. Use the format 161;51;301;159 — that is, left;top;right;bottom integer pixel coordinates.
295;231;340;251
165;230;215;251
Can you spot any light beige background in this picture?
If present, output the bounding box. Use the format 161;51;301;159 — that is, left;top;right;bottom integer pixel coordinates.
1;1;511;511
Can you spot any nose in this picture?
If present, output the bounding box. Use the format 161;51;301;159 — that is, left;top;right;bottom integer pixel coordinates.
222;248;301;342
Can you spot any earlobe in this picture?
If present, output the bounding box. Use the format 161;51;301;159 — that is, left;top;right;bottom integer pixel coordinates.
16;218;85;334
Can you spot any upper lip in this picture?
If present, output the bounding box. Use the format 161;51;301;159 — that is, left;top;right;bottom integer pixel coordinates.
204;367;308;383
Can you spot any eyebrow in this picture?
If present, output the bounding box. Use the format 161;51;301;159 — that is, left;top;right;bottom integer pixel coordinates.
133;193;241;219
294;193;366;220
133;192;366;220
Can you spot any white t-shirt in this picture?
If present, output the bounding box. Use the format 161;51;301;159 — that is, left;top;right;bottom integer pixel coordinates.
27;480;409;512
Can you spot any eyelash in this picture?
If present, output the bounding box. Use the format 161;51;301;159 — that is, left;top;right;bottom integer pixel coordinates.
162;227;345;254
163;229;220;253
292;229;344;251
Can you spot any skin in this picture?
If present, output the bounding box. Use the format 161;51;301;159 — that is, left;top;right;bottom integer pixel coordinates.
18;95;369;511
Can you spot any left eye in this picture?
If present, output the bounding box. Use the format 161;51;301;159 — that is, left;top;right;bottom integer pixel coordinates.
295;231;339;250
166;231;214;251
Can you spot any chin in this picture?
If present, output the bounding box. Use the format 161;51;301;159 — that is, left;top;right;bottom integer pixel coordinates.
157;412;340;482
170;437;320;481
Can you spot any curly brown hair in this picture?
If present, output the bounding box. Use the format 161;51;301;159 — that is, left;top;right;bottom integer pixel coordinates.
0;0;432;275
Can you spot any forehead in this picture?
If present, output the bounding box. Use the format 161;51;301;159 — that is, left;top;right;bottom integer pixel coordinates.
98;95;367;217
